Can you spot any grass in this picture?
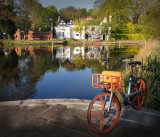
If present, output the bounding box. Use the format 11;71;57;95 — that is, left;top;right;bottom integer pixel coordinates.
0;39;65;47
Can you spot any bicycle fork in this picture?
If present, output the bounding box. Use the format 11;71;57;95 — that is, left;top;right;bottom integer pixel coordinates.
104;90;113;115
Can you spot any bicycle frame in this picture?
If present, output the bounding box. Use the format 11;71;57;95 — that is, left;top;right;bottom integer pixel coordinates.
105;74;143;113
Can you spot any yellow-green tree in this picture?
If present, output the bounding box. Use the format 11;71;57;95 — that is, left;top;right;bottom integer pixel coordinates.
72;19;84;39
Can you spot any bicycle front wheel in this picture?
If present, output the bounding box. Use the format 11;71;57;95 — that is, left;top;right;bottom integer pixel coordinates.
132;78;146;110
87;92;120;134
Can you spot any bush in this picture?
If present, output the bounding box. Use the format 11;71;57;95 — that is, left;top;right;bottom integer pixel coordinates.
111;33;145;40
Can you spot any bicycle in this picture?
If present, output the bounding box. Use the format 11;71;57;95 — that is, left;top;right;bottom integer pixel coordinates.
87;55;146;134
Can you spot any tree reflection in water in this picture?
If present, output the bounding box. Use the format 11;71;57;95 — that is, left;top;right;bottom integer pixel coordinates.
0;45;142;101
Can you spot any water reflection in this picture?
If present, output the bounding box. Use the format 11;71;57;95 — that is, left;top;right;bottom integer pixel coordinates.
0;45;142;101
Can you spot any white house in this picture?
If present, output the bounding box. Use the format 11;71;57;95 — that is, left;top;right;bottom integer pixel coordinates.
55;20;74;39
55;17;107;40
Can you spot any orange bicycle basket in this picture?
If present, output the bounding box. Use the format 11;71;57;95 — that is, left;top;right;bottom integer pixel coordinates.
92;71;122;91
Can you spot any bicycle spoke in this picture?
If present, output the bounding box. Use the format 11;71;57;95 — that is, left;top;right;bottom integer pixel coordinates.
108;115;116;122
91;112;103;117
99;96;105;110
111;102;116;108
133;94;138;101
131;79;146;110
87;93;120;134
139;81;142;90
99;117;104;131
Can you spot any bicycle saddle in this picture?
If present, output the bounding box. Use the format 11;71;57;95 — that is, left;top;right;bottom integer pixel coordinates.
129;61;141;65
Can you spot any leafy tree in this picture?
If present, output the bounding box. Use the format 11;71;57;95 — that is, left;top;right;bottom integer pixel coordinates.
59;6;89;20
40;5;59;31
140;0;160;39
72;18;85;39
80;8;88;17
60;6;79;20
132;0;150;24
0;0;17;38
15;0;31;30
95;0;131;22
16;0;44;31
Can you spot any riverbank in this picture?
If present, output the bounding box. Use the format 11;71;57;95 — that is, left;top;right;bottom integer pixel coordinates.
0;40;66;47
0;39;145;47
123;40;160;110
0;98;160;137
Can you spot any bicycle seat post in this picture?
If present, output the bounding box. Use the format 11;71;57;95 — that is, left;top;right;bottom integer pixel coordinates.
130;64;134;75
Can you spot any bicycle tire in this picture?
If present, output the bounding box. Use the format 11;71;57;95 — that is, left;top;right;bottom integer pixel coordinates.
87;92;120;134
131;78;146;110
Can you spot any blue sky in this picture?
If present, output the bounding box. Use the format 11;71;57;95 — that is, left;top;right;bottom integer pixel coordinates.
39;0;95;10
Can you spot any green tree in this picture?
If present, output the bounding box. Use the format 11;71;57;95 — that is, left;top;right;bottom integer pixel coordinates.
40;5;59;31
60;6;79;20
0;0;17;38
95;0;131;22
59;6;89;20
72;18;84;39
16;0;44;31
80;8;88;17
132;0;149;24
140;0;160;39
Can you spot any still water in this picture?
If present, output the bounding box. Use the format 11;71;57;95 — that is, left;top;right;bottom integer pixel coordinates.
0;45;142;101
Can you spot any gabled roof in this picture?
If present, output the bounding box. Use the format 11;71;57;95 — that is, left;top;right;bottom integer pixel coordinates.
57;19;74;26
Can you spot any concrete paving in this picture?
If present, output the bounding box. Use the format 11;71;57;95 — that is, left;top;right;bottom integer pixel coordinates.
0;99;160;137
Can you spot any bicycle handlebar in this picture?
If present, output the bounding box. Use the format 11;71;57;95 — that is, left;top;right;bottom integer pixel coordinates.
117;55;134;62
106;55;134;71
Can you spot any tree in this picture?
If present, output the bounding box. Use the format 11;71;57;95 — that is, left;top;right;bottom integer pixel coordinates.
59;6;89;20
140;0;160;38
95;0;131;22
60;6;79;20
80;8;88;17
72;19;85;39
40;5;59;31
132;0;149;24
16;0;44;31
0;0;17;38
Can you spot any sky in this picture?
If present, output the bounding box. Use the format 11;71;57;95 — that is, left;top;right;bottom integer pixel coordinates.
39;0;95;10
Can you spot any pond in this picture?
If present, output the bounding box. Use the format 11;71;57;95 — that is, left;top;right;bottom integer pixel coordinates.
0;45;142;101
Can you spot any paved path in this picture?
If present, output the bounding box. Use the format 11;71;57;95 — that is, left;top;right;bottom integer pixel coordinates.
0;99;160;137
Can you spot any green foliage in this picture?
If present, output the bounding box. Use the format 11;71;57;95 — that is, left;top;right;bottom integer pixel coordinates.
59;6;88;20
111;14;127;34
122;41;160;110
40;5;59;31
132;0;149;24
111;33;145;40
72;19;84;37
0;0;17;38
97;0;131;22
140;0;160;39
126;22;136;34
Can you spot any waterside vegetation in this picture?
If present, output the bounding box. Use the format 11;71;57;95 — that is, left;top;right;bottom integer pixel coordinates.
122;40;160;110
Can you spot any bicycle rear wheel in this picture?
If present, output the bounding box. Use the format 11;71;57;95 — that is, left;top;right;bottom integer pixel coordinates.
132;78;146;110
87;92;120;134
